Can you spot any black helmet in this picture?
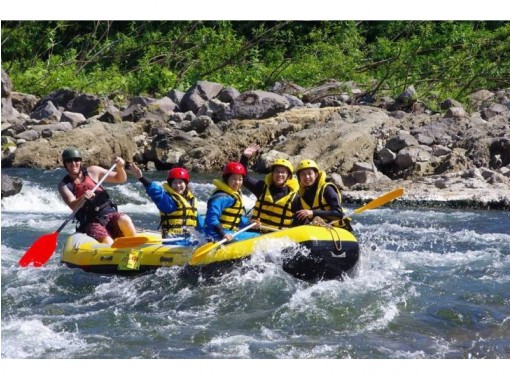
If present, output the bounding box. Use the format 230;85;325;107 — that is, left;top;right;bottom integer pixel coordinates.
62;147;82;163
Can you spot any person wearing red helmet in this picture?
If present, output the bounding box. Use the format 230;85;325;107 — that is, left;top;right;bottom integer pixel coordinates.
204;161;261;242
239;143;299;231
129;163;204;238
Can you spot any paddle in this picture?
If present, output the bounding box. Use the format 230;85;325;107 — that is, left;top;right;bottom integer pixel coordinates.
260;188;405;231
111;236;188;248
344;187;404;219
190;222;259;264
259;225;282;232
18;163;117;267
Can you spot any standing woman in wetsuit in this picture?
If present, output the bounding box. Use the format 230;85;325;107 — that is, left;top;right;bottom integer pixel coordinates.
58;147;137;244
291;159;352;231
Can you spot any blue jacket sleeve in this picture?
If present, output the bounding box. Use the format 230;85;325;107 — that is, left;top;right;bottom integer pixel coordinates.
196;213;205;232
145;182;177;213
205;194;233;229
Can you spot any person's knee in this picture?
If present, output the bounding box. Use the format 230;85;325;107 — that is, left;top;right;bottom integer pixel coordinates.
117;214;133;227
100;236;114;244
118;214;136;235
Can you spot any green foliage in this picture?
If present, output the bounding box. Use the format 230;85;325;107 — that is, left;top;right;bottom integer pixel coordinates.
2;21;509;107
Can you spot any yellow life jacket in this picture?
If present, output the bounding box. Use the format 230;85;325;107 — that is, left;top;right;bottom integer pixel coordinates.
160;182;198;234
211;179;245;230
253;174;299;229
299;171;348;228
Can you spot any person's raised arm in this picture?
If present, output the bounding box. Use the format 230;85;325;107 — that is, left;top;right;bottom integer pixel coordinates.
129;162;152;187
58;181;93;211
242;143;260;160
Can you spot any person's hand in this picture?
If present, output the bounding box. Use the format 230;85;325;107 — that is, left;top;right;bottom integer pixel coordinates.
243;143;260;158
250;218;261;229
224;233;233;241
295;209;313;221
114;157;125;168
83;190;95;201
129;162;143;179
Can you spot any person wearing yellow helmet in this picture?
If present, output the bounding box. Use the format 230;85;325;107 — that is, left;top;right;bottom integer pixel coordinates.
58;148;137;244
240;143;299;230
129;163;204;240
291;159;352;231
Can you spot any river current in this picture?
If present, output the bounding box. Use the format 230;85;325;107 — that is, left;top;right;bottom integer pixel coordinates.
1;168;509;370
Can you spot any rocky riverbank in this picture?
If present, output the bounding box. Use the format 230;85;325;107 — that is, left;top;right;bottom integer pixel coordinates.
2;69;509;209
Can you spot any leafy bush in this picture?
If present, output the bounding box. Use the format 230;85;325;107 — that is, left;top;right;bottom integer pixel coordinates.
2;21;509;107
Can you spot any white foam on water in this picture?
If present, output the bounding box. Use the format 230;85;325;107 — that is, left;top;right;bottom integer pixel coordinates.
1;183;69;213
206;334;255;358
1;244;22;265
1;319;90;358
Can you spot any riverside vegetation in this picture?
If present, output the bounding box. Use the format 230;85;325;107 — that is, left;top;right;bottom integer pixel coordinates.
2;21;509;107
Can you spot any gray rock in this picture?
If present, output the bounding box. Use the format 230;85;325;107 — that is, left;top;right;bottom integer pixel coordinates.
1;174;22;198
35;88;78;109
61;111;86;127
11;92;39;115
32;122;73;133
29;101;61;123
440;98;464;109
230;90;289;120
377;148;397;165
181;81;224;114
395;146;432;169
217;87;241;103
128;96;157;108
468;89;494;109
196;99;231;122
386;131;419;152
121;104;145;122
167;89;185;107
444;107;467;119
14;129;40;141
99;105;122;123
481;103;509;120
66;94;103;118
432;145;452;157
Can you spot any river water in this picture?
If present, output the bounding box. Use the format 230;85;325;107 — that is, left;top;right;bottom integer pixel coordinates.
1;168;509;367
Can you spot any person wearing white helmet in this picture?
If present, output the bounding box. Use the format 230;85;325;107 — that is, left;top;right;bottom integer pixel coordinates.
240;143;299;230
291;159;352;231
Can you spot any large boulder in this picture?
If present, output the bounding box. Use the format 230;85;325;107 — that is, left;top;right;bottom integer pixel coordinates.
12;121;143;169
180;81;224;114
35;88;78;110
66;94;106;118
230;90;289;120
1;174;22;198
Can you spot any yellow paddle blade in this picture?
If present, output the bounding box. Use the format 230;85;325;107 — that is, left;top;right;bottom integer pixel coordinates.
353;187;404;215
190;222;258;265
111;236;150;248
190;242;219;264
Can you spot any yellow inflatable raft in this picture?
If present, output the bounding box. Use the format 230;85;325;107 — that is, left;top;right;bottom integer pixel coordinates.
61;232;195;274
61;225;359;281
